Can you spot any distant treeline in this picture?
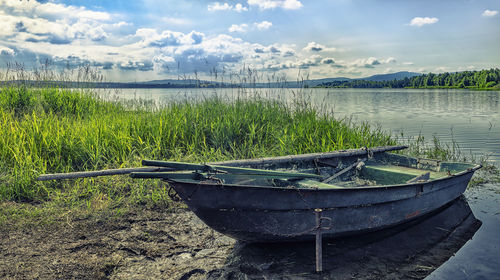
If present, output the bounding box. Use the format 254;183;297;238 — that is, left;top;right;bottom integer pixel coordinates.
316;68;500;89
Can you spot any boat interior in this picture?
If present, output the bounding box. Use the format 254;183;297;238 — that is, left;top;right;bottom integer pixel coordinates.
218;153;477;189
130;152;478;189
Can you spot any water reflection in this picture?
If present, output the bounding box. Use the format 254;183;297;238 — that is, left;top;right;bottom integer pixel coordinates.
314;89;500;163
208;197;480;279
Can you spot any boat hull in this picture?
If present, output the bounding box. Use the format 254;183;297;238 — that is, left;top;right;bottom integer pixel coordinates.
171;169;476;242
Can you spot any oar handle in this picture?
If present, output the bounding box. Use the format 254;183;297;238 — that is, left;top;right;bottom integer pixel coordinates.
37;167;173;181
142;160;209;171
131;171;201;180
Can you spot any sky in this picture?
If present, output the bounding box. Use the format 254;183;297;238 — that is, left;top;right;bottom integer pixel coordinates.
0;0;499;82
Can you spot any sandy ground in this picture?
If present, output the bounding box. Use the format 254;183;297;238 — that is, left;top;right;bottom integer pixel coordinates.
0;196;481;280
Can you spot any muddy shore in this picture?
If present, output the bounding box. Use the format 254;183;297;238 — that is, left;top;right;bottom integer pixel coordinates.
0;194;482;280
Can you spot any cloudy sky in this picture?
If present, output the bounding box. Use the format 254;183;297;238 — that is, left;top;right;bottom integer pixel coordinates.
0;0;499;82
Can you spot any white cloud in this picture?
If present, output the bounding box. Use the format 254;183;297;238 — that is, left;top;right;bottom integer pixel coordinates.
0;46;15;56
247;0;303;10
136;29;182;46
1;0;111;21
152;54;176;68
458;65;476;71
228;23;248;33
112;21;132;28
208;2;232;11
321;57;335;64
266;55;337;70
0;0;406;81
0;0;277;76
0;0;115;45
134;29;205;49
87;26;108;41
283;50;295;57
281;0;303;10
228;21;272;32
302;42;337;52
252;44;294;57
385;57;396;64
347;57;396;69
254;21;272;30
435;66;449;73
350;57;381;68
402;61;414;66
298;55;322;68
482;10;498;17
234;3;248;12
0;0;288;78
303;42;324;52
121;31;262;73
410;17;439;27
162;16;192;26
208;2;248;12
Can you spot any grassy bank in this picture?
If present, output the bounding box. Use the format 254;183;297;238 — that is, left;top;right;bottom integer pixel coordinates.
0;83;397;217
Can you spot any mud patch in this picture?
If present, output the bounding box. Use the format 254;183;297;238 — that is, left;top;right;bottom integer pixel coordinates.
0;207;235;280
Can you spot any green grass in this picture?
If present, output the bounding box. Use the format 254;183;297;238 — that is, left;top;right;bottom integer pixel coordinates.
0;84;396;207
393;131;467;162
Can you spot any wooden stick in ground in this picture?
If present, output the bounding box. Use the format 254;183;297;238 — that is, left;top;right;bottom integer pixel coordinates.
322;158;365;183
315;209;323;273
37;167;174;181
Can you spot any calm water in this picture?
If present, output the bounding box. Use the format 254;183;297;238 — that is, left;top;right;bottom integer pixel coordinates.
427;185;500;279
112;87;500;278
113;88;500;163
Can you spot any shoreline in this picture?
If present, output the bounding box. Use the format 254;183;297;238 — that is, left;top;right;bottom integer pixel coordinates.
1;180;497;279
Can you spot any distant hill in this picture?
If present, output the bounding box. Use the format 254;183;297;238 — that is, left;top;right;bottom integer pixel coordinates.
3;71;430;89
362;71;421;82
301;77;351;87
131;72;419;88
246;77;351;88
138;79;203;85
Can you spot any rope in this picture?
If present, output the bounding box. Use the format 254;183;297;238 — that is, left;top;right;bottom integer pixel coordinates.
167;185;181;202
363;146;374;159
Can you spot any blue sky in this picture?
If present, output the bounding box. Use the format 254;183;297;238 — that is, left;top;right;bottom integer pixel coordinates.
0;0;499;82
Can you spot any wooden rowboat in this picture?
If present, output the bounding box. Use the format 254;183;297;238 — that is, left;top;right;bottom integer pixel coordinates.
131;146;481;242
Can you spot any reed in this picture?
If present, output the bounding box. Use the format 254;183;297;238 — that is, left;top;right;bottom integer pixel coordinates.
0;84;396;204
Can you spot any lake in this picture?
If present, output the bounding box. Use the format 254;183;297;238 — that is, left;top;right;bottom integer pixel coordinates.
111;87;500;279
113;88;500;163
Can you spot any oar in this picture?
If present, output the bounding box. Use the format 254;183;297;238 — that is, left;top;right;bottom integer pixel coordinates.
141;160;323;179
37;167;174;181
322;158;365;183
141;160;209;171
131;171;322;181
130;171;202;180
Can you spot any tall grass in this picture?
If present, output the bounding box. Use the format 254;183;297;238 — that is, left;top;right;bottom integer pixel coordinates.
0;82;395;203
